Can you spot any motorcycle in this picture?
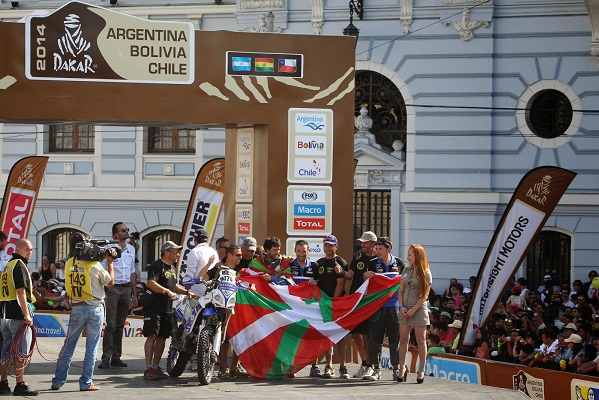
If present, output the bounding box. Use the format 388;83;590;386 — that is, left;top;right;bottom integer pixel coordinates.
166;268;240;385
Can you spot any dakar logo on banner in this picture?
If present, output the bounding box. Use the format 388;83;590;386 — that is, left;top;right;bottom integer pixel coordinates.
205;161;223;188
526;174;551;206
16;163;35;187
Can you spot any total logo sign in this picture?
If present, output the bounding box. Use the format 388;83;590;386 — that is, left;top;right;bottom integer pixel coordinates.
287;186;331;236
295;135;326;156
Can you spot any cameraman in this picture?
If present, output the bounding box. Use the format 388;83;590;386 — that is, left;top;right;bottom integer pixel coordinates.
99;222;137;370
51;233;116;391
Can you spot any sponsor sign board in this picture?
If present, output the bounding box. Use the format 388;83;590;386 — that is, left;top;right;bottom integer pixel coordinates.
286;186;332;236
287;108;333;184
285;237;325;260
235;204;253;245
236;128;254;202
513;370;545;399
25;1;194;84
571;378;599;400
425;357;481;384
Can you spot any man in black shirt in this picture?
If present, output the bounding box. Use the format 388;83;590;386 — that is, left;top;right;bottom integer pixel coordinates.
143;241;194;380
310;235;348;379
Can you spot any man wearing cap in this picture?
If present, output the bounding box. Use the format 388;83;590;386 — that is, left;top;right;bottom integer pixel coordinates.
361;236;405;380
184;229;219;290
537;275;559;303
447;320;463;354
237;237;257;272
51;233;117;392
99;222;137;370
340;231;377;379
143;241;195;380
310;234;349;379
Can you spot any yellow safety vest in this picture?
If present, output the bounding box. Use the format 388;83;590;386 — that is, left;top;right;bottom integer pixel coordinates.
0;258;35;303
65;258;95;301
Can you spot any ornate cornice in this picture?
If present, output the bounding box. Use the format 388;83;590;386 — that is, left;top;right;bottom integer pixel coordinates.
240;0;285;9
443;8;490;41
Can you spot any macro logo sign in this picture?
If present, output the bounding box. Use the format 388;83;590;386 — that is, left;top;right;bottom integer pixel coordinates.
287;186;331;236
294;113;327;133
25;0;195;84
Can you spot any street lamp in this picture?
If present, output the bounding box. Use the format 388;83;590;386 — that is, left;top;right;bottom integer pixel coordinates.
342;0;364;42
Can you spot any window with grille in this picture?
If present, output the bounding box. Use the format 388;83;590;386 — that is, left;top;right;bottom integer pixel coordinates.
141;229;181;271
353;190;391;250
49;124;95;152
148;127;195;153
41;227;87;263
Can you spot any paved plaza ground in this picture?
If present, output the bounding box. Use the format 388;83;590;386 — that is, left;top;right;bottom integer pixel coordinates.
11;337;528;399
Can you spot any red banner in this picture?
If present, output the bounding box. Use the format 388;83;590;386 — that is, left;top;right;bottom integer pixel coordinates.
176;158;225;281
0;156;48;258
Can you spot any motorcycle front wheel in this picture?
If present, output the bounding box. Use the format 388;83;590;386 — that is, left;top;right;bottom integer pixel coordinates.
196;327;215;385
166;341;192;377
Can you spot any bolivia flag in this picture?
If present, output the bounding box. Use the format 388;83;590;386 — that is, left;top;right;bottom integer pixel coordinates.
228;274;400;379
255;58;274;72
278;58;297;73
231;57;251;71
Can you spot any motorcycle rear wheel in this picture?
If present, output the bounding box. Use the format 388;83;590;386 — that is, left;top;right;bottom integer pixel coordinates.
197;327;215;385
166;342;192;377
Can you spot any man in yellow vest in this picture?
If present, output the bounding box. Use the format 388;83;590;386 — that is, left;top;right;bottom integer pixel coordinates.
0;238;37;396
50;233;117;392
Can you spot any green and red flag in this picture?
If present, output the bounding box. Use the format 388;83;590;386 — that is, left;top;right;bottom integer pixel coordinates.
245;254;292;277
228;274;400;379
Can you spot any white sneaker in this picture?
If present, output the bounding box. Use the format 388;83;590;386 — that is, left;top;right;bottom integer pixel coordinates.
362;366;374;380
353;365;367;378
368;368;381;381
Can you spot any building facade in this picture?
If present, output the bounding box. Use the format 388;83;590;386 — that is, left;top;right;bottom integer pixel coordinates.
0;0;598;292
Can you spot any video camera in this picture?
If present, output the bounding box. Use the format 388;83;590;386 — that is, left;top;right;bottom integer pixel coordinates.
74;239;121;262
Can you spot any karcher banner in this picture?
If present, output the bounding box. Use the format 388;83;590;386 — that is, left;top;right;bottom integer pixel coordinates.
177;158;225;282
461;166;576;347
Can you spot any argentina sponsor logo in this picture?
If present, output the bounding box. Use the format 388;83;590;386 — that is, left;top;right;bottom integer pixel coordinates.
295;135;326;156
294;158;325;178
294;113;327;133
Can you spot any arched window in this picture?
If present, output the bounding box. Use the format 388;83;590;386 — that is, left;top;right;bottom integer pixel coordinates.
526;231;571;289
141;229;181;271
41;227;87;263
354;71;407;149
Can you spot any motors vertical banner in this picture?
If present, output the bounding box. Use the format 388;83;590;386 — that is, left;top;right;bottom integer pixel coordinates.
461;166;576;347
0;156;48;259
177;158;225;282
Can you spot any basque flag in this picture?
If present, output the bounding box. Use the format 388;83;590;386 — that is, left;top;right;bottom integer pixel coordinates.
278;58;297;73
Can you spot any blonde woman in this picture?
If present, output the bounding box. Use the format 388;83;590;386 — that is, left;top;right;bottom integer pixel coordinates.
397;244;432;384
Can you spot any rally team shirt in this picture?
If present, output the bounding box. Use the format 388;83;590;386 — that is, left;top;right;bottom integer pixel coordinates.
314;256;347;298
370;256;404;307
349;253;377;294
291;258;316;284
146;259;177;314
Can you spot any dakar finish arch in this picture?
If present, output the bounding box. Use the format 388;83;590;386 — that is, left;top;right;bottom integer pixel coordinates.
0;2;356;256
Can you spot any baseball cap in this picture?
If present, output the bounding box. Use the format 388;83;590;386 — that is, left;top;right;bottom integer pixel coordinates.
565;334;582;343
544;275;552;281
193;229;208;239
241;237;257;251
564;323;578;330
357;231;377;242
440;311;452;319
323;235;338;245
161;241;183;252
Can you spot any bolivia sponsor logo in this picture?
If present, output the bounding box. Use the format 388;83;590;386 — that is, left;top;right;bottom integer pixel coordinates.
295;135;326;156
2;188;36;257
293;218;325;230
294;204;325;216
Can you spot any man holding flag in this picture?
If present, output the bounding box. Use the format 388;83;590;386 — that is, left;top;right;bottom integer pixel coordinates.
247;237;292;283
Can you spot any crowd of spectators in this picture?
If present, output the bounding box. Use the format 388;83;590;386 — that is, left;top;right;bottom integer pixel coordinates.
426;271;599;376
